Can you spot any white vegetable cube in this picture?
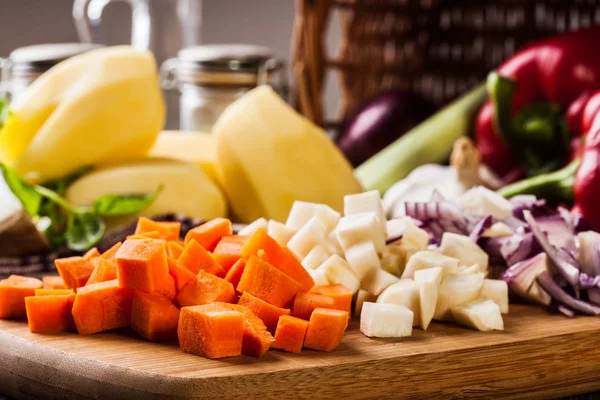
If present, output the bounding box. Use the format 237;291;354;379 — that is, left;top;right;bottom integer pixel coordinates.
401;250;459;279
413;267;443;287
377;279;421;326
482;222;514;238
387;241;420;274
318;255;360;294
419;280;438;330
387;218;430;250
267;220;296;246
355;290;378;317
287;217;328;259
577;231;600;277
238;218;268;236
435;272;485;321
380;252;404;277
440;233;489;274
344;190;387;235
336;212;386;254
452;265;481;276
361;268;399;296
302;245;331;270
528;280;551;306
344;241;381;280
360;302;413;338
286;201;340;232
308;267;329;286
325;230;344;255
451;299;504;331
459;186;514;220
478;279;509;314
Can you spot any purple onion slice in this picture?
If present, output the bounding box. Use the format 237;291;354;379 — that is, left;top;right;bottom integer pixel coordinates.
536;271;600;316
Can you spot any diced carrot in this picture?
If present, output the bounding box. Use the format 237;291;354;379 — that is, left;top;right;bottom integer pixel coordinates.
224;258;246;289
168;259;196;292
72;279;133;335
308;284;353;314
42;276;66;290
184;218;232;251
34;289;73;296
86;259;117;286
25;293;76;333
257;249;269;262
115;239;169;293
55;257;95;289
237;292;291;334
135;217;181;241
293;292;335;321
178;303;244;359
221;303;274;357
177;240;225;277
241;229;315;291
166;241;185;260
155;273;176;300
304;308;349;352
176;270;236;307
100;242;122;262
83;247;101;260
0;275;42;319
273;315;309;353
212;235;249;272
237;255;302;308
128;231;162;240
130;291;180;341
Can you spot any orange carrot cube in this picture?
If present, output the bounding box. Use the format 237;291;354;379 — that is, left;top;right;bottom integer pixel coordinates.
184;218;232;251
237;292;291;334
115;239;169;293
212;235;249;272
130;291;180;341
34;289;73;296
273;315;309;353
293;292;335;321
176;270;236;307
177;240;225;277
86;259;117;286
55;256;95;289
237;255;302;308
83;247;101;260
168;259;196;292
42;276;66;290
25;293;76;333
135;217;181;241
222;303;274;357
0;275;42;319
178;303;244;359
72;279;133;335
166;241;185;260
309;284;353;313
100;242;122;262
224;258;246;290
128;231;162;240
304;308;349;352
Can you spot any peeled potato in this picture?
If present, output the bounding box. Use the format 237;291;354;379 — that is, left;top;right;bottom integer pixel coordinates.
65;159;226;222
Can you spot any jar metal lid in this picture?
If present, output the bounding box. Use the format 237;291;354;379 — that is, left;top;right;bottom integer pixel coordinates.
6;43;103;77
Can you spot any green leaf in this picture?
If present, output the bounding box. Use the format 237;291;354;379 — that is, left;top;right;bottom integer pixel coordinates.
92;185;164;217
0;164;42;217
0;98;10;130
65;211;105;252
41;165;93;195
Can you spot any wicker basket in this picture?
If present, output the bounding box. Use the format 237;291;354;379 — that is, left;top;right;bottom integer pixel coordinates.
293;0;600;126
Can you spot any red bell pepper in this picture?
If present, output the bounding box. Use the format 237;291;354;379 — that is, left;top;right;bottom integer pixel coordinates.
476;27;600;180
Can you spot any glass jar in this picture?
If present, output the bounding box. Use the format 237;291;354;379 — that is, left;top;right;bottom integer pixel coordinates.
161;44;287;132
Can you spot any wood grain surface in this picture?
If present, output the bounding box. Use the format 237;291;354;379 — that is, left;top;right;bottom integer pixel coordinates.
1;304;599;400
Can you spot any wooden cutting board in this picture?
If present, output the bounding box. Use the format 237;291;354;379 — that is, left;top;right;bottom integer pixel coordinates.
1;304;599;400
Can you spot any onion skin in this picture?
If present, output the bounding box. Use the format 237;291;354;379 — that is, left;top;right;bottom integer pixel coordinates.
337;91;435;167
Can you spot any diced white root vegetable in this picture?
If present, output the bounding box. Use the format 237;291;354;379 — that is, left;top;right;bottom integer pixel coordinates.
401;250;459;279
528;280;551;306
482;222;514;238
238;218;268;236
577;231;600;277
451;299;504;331
380;252;404;277
344;190;387;235
434;272;485;321
479;279;509;314
362;268;399;296
286;201;340;232
336;212;386;254
453;264;481;276
377;279;420;326
308;267;329;286
287;217;328;259
318;255;360;294
355;290;378;317
267;220;296;246
403;223;430;250
419;280;438;330
360;302;413;338
302;245;331;270
413;267;443;287
387;241;420;268
344;241;381;280
325;231;344;255
458;186;514;220
440;233;489;274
